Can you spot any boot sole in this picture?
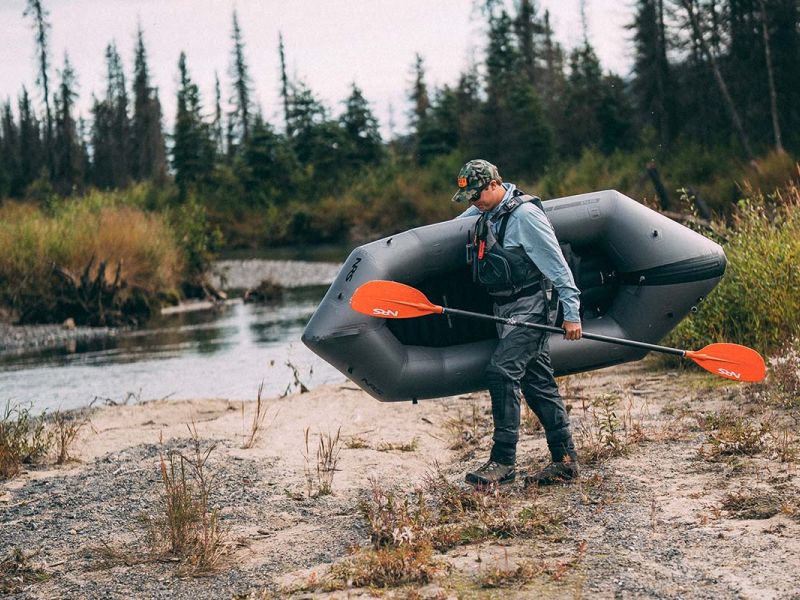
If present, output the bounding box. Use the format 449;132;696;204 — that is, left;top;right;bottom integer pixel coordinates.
523;474;578;487
465;473;516;486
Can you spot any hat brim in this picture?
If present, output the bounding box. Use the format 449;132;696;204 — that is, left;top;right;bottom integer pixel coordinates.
451;187;481;203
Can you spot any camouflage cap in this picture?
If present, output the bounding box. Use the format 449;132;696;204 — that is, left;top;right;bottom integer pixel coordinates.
451;159;501;202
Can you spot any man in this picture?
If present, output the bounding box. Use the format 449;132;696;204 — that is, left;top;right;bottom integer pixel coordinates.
453;159;582;487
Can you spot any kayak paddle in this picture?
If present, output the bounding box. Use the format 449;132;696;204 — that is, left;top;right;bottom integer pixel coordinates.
350;280;766;383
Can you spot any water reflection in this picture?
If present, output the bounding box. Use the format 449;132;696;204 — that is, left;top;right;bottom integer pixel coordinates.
0;286;344;413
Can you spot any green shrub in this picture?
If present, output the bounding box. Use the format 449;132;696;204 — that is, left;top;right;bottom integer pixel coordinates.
667;183;800;353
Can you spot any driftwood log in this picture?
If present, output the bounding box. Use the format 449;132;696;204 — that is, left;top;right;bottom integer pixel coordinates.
49;256;153;326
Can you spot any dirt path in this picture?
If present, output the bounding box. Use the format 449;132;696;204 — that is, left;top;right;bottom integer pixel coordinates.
2;360;798;599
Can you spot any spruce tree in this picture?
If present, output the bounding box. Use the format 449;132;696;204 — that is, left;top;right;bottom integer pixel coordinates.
417;85;460;161
513;0;543;87
631;0;674;148
91;42;132;188
173;52;215;196
0;101;21;196
767;0;800;150
286;80;327;166
278;32;291;136
678;0;755;160
240;113;299;205
90;93;114;188
52;53;83;193
24;0;53;178
18;87;43;191
408;53;431;152
131;26;167;182
339;83;383;170
229;10;252;147
213;72;224;156
478;8;552;177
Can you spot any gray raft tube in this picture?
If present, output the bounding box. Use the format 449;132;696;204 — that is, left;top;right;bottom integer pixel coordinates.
302;190;727;402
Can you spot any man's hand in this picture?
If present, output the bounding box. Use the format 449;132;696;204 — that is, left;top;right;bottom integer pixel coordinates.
563;320;582;340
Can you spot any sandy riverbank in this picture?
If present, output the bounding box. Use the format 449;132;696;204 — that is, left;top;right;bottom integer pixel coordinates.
2;360;799;599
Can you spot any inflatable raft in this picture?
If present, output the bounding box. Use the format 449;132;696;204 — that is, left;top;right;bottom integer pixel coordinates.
302;190;726;402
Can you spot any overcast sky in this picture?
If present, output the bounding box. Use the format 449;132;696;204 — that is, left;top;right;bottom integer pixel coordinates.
0;0;632;137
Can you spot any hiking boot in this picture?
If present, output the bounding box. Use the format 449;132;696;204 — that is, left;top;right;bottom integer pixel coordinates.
524;461;579;487
465;460;516;486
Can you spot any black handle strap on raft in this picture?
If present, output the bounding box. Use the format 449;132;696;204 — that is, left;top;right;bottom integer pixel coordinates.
441;306;686;357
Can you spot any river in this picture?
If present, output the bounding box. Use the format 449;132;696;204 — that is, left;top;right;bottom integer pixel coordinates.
0;257;348;414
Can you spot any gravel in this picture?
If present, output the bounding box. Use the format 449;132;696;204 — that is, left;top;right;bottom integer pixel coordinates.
210;259;341;291
0;323;119;355
1;437;360;599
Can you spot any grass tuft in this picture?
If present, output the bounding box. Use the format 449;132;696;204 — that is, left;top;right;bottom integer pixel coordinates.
721;490;783;520
577;393;643;464
0;548;49;594
241;381;277;450
0;402;52;480
52;410;88;465
303;427;342;497
142;424;227;574
344;435;370;449
376;437;419;452
699;416;770;460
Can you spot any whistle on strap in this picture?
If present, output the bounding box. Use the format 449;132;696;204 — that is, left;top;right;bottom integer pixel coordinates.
478;240;486;260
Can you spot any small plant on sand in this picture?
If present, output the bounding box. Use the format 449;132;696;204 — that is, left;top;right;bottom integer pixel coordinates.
376;437;419;452
421;465;483;524
303;427;342;497
443;400;492;454
477;541;588;588
325;542;441;590
292;469;565;593
700;416;770;460
344;435;371;449
143;424;227;574
0;402;52;480
577;393;642;464
51;410;88;464
765;338;800;413
477;557;544;589
0;548;49;594
241;381;278;449
322;483;443;589
720;490;783;520
769;428;798;463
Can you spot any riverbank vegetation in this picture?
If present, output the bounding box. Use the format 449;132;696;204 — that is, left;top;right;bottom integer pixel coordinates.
667;180;800;354
1;0;799;338
0;186;220;324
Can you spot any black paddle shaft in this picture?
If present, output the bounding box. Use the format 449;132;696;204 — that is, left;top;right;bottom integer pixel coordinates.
442;306;686;357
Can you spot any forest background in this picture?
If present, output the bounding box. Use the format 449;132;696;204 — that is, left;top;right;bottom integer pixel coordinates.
1;0;799;335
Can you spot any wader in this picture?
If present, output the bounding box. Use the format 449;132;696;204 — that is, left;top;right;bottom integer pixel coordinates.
469;191;577;466
486;291;576;465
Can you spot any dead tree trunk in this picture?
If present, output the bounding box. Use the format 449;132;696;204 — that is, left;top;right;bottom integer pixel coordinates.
50;256;151;326
646;160;672;211
758;0;784;153
679;0;756;162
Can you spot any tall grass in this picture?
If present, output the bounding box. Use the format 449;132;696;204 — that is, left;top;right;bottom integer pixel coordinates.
667;181;800;353
0;188;185;321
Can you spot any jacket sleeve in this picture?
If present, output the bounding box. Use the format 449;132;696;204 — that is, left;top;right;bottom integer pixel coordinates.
511;204;582;322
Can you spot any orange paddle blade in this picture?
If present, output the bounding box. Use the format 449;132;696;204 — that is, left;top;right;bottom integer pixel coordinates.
351;280;443;319
685;343;766;382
